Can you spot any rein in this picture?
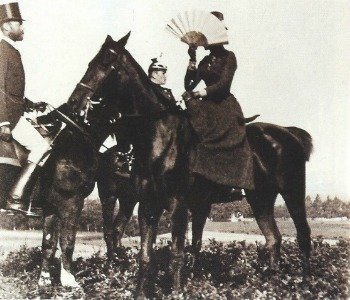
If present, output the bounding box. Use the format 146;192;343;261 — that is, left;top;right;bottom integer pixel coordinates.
45;104;110;152
113;107;186;121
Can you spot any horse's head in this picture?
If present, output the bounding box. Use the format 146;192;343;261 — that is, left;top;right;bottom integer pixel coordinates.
68;32;158;130
68;33;130;114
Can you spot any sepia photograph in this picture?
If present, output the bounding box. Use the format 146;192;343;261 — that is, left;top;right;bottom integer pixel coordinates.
0;0;349;299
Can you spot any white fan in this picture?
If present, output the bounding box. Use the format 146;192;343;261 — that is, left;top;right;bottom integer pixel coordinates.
166;10;228;47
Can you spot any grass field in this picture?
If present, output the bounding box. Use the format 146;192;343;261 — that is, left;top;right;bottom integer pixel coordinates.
0;218;348;260
204;218;350;240
0;218;349;299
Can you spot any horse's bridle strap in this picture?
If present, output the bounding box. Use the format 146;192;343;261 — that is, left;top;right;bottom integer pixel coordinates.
77;82;95;93
76;48;119;94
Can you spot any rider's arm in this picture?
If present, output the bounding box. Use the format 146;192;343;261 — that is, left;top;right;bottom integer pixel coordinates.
184;65;201;92
184;47;201;91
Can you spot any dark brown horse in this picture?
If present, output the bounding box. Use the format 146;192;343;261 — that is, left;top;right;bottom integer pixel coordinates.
0;117;100;288
69;33;313;297
0;38;129;286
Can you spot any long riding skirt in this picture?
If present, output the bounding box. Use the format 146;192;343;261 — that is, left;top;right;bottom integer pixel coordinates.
187;94;254;189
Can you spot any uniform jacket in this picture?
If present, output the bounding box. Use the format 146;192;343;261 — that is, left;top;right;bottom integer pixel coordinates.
150;81;179;112
184;48;254;189
0;39;26;129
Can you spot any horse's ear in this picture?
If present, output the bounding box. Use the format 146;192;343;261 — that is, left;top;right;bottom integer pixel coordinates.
116;31;131;48
106;35;114;42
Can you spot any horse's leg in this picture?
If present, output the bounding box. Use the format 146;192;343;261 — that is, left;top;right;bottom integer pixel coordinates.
281;176;311;276
100;195;117;260
39;213;59;286
190;201;211;256
58;197;84;287
246;188;281;270
169;196;188;294
0;165;20;208
136;201;162;299
113;197;137;248
188;176;214;256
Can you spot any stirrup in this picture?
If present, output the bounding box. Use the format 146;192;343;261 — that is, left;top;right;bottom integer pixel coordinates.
25;207;43;218
7;200;42;218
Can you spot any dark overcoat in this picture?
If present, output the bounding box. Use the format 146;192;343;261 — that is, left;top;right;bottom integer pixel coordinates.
0;39;26;129
185;48;254;189
0;39;26;166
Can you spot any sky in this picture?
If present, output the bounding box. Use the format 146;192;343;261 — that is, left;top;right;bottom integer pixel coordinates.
2;0;349;201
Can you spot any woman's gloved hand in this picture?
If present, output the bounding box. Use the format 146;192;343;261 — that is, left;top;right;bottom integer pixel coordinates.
182;89;207;102
192;90;207;98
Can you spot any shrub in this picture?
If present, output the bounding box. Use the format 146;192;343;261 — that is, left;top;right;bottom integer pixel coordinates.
1;239;349;299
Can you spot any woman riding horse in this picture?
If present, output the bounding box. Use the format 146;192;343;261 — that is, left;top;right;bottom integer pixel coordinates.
70;33;312;297
183;11;254;206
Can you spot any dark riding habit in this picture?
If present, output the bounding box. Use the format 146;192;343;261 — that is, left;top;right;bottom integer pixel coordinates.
185;49;254;189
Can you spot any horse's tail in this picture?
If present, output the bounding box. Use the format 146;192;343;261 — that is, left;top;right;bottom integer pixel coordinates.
285;127;313;161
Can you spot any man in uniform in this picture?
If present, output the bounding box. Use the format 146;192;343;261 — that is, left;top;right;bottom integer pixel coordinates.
0;2;49;217
148;57;180;107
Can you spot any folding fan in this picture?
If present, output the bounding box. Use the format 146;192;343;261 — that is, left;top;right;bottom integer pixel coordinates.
166;10;228;47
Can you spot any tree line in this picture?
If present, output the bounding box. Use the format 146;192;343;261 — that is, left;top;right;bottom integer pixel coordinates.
209;194;350;221
0;194;348;231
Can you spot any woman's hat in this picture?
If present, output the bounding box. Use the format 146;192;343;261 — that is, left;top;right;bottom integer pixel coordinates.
211;11;227;30
0;2;25;25
211;11;224;21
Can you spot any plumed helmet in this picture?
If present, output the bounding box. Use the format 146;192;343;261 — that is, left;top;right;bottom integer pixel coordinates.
0;2;24;25
148;58;167;74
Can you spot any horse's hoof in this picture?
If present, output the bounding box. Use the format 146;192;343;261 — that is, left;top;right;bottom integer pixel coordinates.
60;266;80;288
38;271;51;286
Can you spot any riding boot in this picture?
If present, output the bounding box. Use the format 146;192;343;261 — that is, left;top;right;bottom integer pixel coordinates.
7;161;42;217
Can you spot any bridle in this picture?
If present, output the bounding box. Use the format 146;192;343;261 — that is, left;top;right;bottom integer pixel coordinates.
76;82;95;93
76;47;119;98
